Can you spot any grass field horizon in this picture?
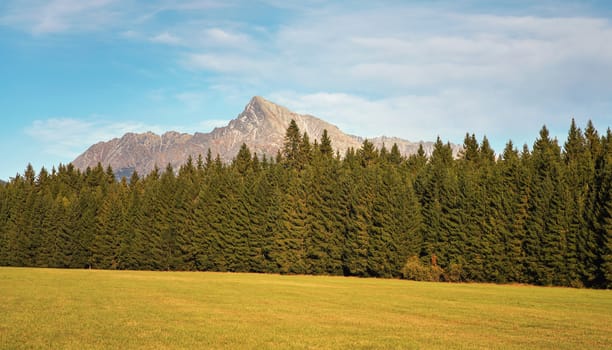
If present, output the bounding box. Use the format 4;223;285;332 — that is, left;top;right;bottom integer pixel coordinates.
1;267;610;349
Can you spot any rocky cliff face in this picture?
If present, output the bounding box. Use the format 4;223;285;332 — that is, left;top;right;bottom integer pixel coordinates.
72;96;457;176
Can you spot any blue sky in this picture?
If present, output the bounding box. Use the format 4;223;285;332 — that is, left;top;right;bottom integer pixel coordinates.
1;0;611;180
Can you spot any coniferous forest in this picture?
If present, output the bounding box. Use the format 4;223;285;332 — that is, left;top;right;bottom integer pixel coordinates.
0;119;610;288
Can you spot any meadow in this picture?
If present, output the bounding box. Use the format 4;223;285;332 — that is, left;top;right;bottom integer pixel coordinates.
0;267;610;349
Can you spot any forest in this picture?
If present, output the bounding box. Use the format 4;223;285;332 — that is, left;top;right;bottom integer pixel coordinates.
0;119;610;288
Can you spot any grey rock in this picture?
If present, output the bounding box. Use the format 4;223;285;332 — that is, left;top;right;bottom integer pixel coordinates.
72;96;460;177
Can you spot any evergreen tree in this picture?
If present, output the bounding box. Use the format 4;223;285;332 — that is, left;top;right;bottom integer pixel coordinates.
417;138;459;270
342;167;371;276
283;120;302;168
562;119;590;286
234;143;253;175
358;140;378;167
173;157;200;270
1;118;608;288
303;155;345;275
389;143;403;165
299;132;313;166
497;141;527;282
592;127;612;287
525;126;568;285
273;167;308;274
91;183;128;269
319;129;334;157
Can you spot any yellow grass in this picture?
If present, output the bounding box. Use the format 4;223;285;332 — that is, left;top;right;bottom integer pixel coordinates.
0;267;610;349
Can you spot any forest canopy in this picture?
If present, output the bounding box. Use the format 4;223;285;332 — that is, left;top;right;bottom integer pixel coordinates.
0;119;610;288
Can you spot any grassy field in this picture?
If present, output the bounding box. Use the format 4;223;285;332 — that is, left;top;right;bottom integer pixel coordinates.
0;267;610;349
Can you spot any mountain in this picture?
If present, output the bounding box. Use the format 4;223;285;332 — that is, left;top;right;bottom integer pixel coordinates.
72;96;458;177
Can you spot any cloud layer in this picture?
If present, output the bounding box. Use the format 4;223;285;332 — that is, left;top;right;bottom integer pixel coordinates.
24;116;229;160
177;4;611;147
24;118;166;158
4;1;611;156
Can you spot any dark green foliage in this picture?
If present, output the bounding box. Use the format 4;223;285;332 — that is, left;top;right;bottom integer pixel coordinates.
303;155;345;275
0;121;610;288
319;129;334;157
282;119;302;169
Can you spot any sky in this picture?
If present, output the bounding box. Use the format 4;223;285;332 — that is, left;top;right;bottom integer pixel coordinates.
1;0;611;180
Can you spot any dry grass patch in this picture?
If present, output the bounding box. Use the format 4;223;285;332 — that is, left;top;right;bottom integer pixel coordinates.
0;267;610;349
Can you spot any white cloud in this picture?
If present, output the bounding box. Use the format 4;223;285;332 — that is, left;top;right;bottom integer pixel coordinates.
1;0;120;34
182;6;612;148
24;116;233;160
7;2;612;154
146;27;252;50
183;53;270;73
268;91;469;142
156;0;227;11
0;0;231;35
150;31;183;45
204;28;250;47
146;26;256;51
25;118;165;158
268;89;590;152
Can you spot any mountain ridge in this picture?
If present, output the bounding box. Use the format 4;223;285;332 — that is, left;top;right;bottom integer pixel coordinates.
72;96;459;177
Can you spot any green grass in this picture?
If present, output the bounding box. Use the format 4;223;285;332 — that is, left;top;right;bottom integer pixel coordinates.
0;267;610;349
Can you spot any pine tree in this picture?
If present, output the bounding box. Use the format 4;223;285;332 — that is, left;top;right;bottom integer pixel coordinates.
418;138;459;270
303;155;345;275
460;133;479;162
319;129;334;157
283;120;302;169
525;126;568;285
173;157;200;270
366;165;394;277
342;167;371;276
497;141;527;282
234;143;253;175
273;167;308;274
593;127;612;287
91;183;128;269
562;119;590;286
358;140;378;167
580;121;605;286
389;143;403;165
134;166;169;270
0;180;9;265
245;168;279;272
475;136;504;282
299;132;313;166
122;173;146;270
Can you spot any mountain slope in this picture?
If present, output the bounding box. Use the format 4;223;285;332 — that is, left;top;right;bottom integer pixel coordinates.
72;96;454;176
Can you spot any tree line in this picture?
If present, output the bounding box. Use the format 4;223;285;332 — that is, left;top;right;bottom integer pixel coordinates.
0;119;610;288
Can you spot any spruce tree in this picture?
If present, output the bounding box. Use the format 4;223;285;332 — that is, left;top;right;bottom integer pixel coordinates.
498;141;527;282
342;166;371;276
273;166;308;274
526;126;568;285
283;120;302;168
234;143;253;175
319;129;334;157
174;157;200;270
303;156;345;275
562;119;589;285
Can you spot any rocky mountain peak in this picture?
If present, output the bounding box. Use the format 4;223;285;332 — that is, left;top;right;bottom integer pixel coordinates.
230;96;303;132
228;96;270;130
72;96;460;177
246;96;287;118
